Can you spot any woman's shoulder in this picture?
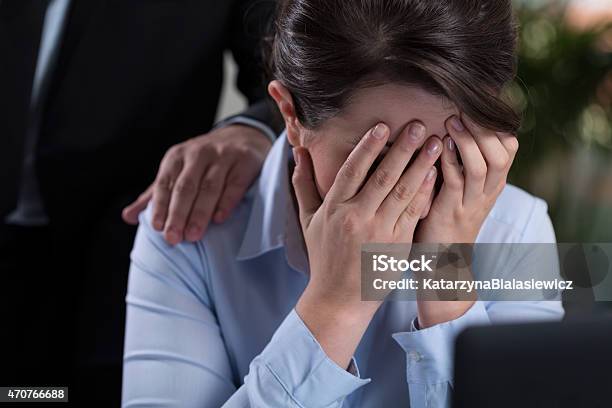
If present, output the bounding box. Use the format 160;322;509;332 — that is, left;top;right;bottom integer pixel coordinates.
480;184;555;243
135;191;256;272
138;190;255;246
492;184;549;221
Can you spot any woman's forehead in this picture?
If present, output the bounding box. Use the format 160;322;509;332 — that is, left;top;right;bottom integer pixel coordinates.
337;84;459;140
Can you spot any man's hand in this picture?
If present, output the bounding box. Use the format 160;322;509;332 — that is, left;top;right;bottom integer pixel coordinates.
122;125;272;245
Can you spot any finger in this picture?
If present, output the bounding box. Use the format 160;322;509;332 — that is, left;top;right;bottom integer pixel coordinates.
497;132;520;163
429;136;465;217
151;151;184;231
184;162;231;241
439;135;464;200
122;184;153;225
326;123;390;205
212;164;257;224
446;116;487;205
378;137;443;224
356;121;426;213
394;166;438;240
292;147;322;230
420;182;435;220
164;157;212;245
462;116;511;194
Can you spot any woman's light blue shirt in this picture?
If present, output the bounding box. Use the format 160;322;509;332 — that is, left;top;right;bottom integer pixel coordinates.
122;134;563;407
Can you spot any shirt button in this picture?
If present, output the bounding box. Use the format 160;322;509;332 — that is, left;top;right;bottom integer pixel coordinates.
408;350;422;362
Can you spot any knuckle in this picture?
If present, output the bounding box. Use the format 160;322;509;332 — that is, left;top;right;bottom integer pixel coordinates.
446;176;464;191
174;179;197;195
404;201;421;219
341;160;363;181
291;170;301;185
499;133;520;154
360;139;377;154
398;143;415;155
453;206;466;220
167;144;184;160
186;149;204;164
232;144;251;157
467;165;487;180
489;153;509;171
391;182;413;202
202;143;220;158
291;170;303;187
161;155;183;175
199;178;221;193
156;175;174;190
373;169;392;190
339;210;360;234
508;137;520;153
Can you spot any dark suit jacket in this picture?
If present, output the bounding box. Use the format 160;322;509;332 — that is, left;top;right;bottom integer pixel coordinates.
0;0;279;224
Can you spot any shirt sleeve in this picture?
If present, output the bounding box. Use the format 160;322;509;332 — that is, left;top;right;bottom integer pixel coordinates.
392;302;491;408
122;206;369;408
214;114;277;143
240;310;370;407
390;198;564;408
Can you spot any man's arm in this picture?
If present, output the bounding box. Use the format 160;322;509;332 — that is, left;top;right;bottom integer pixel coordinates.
122;0;281;244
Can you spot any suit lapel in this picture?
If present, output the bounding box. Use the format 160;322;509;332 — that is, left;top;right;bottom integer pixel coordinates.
41;0;103;144
0;0;48;216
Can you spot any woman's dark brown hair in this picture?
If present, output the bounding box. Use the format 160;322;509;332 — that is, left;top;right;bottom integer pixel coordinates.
266;0;520;133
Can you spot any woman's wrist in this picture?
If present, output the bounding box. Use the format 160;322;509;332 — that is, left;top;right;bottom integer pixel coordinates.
416;299;476;329
296;287;380;370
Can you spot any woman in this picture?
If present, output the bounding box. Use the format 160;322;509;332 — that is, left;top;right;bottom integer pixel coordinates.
122;0;563;406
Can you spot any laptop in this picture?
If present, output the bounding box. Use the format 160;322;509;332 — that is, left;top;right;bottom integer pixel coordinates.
454;317;612;408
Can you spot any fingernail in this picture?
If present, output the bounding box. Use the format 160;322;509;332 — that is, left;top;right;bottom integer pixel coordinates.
166;227;180;244
409;122;426;143
293;148;301;166
450;116;465;132
371;123;388;139
186;224;200;240
214;210;225;223
153;218;164;230
426;166;437;181
427;139;442;156
447;137;455;151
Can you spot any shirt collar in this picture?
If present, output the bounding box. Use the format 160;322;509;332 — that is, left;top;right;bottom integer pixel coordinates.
236;133;310;274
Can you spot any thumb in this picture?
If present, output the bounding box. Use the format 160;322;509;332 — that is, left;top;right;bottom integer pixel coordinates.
122;184;153;225
292;147;322;229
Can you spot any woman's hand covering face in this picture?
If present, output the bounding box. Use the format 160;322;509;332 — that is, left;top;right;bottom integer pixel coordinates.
415;115;519;244
293;122;442;313
293;121;442;368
